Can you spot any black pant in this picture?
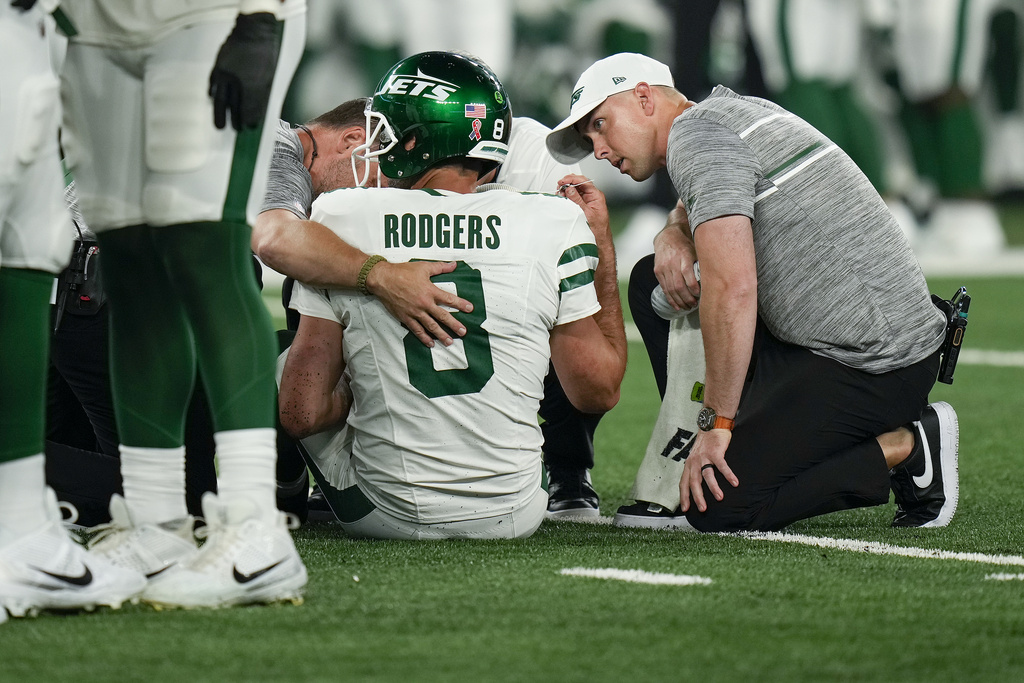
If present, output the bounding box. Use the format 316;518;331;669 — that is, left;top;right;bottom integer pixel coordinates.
628;255;938;532
539;363;603;472
49;309;119;456
628;255;670;399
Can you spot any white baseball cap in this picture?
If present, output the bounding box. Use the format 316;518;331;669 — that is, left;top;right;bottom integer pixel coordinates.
546;53;674;164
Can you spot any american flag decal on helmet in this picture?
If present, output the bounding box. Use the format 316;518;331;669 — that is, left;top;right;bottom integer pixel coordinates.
465;103;487;118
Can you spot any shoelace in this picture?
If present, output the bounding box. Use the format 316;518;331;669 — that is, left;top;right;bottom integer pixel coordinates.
187;512;297;572
57;499;79;527
83;518;130;549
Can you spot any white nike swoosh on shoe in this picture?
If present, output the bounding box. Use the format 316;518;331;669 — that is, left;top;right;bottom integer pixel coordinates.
913;422;934;489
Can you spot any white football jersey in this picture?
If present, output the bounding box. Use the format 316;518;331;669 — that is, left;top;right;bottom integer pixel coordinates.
291;186;600;524
498;117;582;194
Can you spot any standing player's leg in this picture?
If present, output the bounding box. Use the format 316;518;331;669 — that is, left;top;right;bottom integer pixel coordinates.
131;12;308;608
0;4;145;617
86;225;203;579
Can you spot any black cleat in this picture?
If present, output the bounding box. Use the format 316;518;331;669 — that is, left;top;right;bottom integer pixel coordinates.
306;484;338;523
546;469;601;519
613;501;692;529
891;402;959;528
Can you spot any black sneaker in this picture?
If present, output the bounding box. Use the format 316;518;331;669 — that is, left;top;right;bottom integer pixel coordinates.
891;401;959;528
276;470;309;525
613;501;692;529
307;484;338;523
546;469;601;519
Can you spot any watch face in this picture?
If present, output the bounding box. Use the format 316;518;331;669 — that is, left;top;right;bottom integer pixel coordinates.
697;407;715;431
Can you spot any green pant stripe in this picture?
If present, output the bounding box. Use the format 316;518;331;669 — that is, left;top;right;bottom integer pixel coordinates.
778;0;794;83
951;0;970;85
221;22;283;224
222;126;265;225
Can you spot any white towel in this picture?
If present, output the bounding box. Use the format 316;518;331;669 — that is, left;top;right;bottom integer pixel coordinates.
628;309;706;509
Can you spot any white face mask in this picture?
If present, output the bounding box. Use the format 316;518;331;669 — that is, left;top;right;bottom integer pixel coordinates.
351;105;394;188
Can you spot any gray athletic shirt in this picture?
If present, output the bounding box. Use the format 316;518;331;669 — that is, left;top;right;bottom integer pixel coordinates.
260;120;314;219
668;86;945;373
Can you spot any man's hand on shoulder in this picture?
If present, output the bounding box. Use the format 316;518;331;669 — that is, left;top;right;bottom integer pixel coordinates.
557;174;610;238
366;260;474;348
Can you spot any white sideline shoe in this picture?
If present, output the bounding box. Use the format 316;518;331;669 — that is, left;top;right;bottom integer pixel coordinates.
143;493;307;609
86;494;199;581
0;489;146;617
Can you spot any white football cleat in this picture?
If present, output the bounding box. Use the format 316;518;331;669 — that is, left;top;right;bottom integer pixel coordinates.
86;494;199;583
143;493;307;609
0;489;146;617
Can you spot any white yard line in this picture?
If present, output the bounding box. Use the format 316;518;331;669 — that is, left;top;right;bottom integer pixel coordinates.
959;348;1024;367
739;532;1024;567
560;567;712;586
554;522;1024;567
986;573;1024;581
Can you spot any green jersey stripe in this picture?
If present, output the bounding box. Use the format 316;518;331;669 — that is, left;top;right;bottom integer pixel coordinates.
560;270;595;293
558;243;598;266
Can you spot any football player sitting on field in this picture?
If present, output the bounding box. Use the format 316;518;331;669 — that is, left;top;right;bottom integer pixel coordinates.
277;51;626;539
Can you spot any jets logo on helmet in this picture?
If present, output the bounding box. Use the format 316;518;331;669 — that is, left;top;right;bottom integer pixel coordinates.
378;70;459;102
352;51;513;184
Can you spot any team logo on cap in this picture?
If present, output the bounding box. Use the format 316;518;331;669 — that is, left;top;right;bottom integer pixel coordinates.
613;76;626;85
570;87;583;108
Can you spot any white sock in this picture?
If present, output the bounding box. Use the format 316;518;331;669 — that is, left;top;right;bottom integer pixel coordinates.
0;454;50;537
120;445;188;525
214;428;278;523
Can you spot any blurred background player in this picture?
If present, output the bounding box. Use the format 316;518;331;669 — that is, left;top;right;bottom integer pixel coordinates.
888;0;1007;254
57;0;308;609
1;0;145;619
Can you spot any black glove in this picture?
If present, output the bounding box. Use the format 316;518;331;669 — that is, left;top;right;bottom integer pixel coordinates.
208;12;281;131
10;0;39;10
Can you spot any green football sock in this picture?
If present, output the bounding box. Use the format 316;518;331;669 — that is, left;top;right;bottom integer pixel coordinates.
937;102;984;197
0;268;54;462
98;222;277;446
152;221;277;433
97;226;196;448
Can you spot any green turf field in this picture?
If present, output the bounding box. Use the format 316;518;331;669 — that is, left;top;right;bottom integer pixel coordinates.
8;275;1024;682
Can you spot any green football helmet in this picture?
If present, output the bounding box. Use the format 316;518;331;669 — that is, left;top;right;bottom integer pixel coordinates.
354;51;512;183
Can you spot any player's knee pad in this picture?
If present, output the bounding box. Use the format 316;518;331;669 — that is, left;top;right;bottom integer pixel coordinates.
144;62;212;175
142;63;225;225
1;71;60;181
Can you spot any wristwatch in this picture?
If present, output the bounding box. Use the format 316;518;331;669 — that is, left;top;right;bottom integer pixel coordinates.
697;406;735;432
